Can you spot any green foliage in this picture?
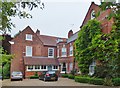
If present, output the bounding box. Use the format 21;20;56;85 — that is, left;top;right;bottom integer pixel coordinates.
89;78;104;85
75;76;90;83
1;1;44;34
75;76;104;85
3;63;10;79
61;74;68;78
30;76;39;79
112;78;120;86
68;74;75;79
34;72;38;76
103;78;113;86
75;19;101;75
75;3;120;77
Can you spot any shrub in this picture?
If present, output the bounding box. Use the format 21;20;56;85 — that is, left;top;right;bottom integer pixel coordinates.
89;78;104;85
112;78;120;86
34;72;38;76
68;74;75;79
103;78;113;86
75;76;90;83
30;76;39;79
61;74;68;78
75;76;104;85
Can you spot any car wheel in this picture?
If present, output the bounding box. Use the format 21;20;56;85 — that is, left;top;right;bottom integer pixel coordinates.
43;78;46;82
21;79;23;81
55;77;58;81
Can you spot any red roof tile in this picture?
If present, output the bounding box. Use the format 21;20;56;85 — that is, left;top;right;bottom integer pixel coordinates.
24;57;59;66
38;35;66;46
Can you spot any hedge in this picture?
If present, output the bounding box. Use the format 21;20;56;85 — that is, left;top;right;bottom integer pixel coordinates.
61;74;68;78
112;78;120;86
75;76;104;85
89;78;104;85
68;74;75;79
75;76;90;83
30;76;39;79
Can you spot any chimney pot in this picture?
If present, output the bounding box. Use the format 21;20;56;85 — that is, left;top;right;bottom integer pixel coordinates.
36;29;40;35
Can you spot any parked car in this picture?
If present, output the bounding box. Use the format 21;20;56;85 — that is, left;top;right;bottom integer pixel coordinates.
11;71;23;81
39;71;58;81
0;74;2;80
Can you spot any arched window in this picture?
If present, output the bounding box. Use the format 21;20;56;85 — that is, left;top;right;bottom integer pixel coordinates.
91;10;95;19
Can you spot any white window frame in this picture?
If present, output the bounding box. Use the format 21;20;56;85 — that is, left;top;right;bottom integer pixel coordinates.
48;48;54;58
52;65;59;70
69;63;73;71
27;65;34;71
69;46;73;56
26;46;32;56
89;61;96;76
91;10;95;19
61;47;66;57
27;65;48;71
26;34;33;41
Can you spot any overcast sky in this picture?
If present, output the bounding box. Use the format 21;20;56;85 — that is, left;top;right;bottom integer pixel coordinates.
10;0;101;38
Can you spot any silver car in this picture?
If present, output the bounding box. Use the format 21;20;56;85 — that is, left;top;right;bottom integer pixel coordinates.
11;71;23;81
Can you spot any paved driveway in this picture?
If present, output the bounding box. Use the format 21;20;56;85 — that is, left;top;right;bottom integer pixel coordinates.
2;78;98;86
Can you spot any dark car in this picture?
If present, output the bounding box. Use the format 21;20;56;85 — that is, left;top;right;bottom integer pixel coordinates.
39;71;58;81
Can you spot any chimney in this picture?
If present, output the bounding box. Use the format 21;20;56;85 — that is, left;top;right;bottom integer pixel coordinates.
36;29;40;35
68;30;73;38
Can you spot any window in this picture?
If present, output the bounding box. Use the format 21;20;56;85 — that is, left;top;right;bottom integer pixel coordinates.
89;61;96;76
28;65;33;70
53;66;58;69
69;63;73;71
57;38;63;43
62;48;66;56
41;65;46;69
48;48;54;58
70;46;73;56
26;46;32;56
91;10;95;19
35;65;40;69
26;34;32;41
57;49;59;57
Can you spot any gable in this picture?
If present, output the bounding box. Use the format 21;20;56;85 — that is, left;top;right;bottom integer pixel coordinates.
80;2;100;28
11;26;43;45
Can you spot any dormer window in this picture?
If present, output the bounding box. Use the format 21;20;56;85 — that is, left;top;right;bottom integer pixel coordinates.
57;38;63;43
26;34;32;41
91;10;95;19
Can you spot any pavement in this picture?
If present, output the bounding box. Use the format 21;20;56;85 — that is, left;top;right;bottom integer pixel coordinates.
2;78;98;86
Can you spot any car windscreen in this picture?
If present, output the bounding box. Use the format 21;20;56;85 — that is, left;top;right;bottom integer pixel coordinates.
12;72;22;75
47;71;55;74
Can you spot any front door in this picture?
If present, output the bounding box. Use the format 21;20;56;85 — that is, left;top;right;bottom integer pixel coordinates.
61;63;67;73
48;65;52;71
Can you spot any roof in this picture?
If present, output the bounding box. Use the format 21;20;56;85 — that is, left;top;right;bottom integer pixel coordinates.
67;31;79;43
38;35;67;46
24;57;59;66
80;2;99;28
38;35;58;46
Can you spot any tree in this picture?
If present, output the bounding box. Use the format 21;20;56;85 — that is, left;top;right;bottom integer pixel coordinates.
0;0;44;79
0;0;44;34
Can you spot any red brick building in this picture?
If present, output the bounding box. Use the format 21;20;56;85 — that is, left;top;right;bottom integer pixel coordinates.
10;2;114;78
79;2;114;75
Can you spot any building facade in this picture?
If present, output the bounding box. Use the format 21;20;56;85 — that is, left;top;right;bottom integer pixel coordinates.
9;2;114;78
